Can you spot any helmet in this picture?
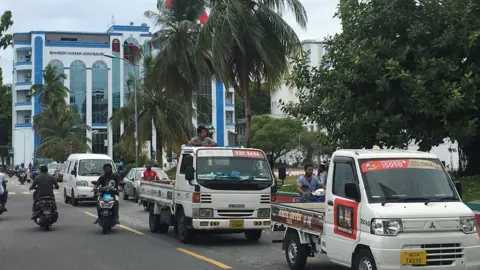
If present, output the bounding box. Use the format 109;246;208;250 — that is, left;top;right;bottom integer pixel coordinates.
39;164;48;173
21;163;24;167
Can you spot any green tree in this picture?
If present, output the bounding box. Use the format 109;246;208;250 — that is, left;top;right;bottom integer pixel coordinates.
198;0;307;147
144;0;212;123
111;56;194;166
284;0;480;172
0;82;12;147
30;65;69;113
251;114;303;162
0;11;13;49
235;85;271;120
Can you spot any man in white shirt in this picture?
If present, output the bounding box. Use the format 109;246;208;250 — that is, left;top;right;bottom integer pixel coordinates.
0;171;7;211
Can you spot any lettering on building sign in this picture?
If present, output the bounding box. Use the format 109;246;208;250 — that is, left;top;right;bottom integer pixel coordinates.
49;51;105;56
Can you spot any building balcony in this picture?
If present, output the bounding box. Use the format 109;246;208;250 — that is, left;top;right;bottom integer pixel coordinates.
15;101;32;110
225;103;234;110
15;61;33;70
14;81;32;90
15;123;32;128
226;122;235;127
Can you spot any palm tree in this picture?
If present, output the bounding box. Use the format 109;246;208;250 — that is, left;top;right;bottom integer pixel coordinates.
29;65;69;112
34;106;90;162
111;56;194;165
143;0;213;122
198;0;308;147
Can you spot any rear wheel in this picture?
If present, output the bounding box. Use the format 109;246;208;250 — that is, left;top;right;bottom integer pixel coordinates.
149;211;160;233
63;189;70;203
285;232;308;270
71;191;78;206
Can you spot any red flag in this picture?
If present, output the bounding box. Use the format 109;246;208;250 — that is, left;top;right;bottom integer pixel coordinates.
199;10;208;23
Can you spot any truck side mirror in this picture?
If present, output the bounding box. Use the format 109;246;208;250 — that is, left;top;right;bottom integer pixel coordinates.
185;166;195;181
455;182;462;199
344;182;360;201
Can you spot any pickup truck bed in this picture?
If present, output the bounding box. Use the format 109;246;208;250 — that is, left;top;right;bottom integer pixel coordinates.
271;202;325;233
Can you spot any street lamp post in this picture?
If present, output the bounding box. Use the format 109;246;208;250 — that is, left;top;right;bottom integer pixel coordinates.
103;53;139;166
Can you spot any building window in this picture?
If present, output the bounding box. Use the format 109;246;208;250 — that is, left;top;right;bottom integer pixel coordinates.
92;60;108;124
47;59;65;84
123;38;140;101
112;39;120;53
92;129;108;154
24;115;30;124
69;60;87;123
196;75;212;124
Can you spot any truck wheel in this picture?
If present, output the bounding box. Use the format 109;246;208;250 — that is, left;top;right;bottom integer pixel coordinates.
285;232;308;270
177;210;194;243
354;249;377;270
158;222;169;234
63;189;70;203
149;211;160;233
244;230;262;241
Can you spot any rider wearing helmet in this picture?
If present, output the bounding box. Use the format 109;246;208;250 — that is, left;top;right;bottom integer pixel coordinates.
29;164;59;219
93;163;122;224
0;168;7;212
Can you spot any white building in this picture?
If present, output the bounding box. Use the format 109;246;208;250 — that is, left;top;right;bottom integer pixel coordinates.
270;39;459;170
12;24;235;165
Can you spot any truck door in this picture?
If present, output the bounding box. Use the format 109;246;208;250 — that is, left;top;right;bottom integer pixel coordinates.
324;156;361;266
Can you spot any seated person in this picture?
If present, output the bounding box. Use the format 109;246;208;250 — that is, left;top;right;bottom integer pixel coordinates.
188;125;218;147
297;164;326;201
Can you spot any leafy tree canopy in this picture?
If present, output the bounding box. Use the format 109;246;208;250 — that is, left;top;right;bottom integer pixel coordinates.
0;11;13;50
284;0;480;159
251;114;303;161
235;85;271;120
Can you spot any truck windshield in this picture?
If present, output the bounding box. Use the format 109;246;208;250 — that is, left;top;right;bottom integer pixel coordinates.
196;149;272;181
359;158;459;203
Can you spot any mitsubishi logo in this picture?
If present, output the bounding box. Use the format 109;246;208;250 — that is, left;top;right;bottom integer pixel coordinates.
429;222;436;229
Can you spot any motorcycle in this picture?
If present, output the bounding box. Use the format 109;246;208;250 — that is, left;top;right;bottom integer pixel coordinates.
295;188;326;202
0;179;8;215
31;169;38;181
92;180;125;234
18;171;27;184
33;193;59;230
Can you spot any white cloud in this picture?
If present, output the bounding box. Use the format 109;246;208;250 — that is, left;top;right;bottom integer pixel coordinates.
0;0;341;84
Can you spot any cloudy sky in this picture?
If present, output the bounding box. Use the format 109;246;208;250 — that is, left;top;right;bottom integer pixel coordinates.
0;0;341;84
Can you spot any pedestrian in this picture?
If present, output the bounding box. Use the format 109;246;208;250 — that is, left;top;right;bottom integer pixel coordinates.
28;162;32;174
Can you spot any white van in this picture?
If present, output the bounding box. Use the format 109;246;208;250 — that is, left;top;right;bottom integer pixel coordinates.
62;153;115;206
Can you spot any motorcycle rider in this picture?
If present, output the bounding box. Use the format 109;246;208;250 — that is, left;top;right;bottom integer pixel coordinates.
93;163;122;224
29;164;59;219
0;170;8;211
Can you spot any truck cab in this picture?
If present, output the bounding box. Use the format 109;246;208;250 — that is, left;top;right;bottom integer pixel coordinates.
272;149;479;270
142;146;275;243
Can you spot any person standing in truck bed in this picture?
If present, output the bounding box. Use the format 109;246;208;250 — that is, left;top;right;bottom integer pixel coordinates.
188;125;218;146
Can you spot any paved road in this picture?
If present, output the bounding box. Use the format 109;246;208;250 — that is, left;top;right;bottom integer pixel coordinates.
1;176;344;270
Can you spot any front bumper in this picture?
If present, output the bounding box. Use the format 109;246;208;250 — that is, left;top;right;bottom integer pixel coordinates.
192;218;271;230
73;187;96;200
365;232;480;269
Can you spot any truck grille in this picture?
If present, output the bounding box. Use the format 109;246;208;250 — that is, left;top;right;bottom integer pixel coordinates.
260;194;270;204
411;243;464;267
217;209;254;217
200;194;211;204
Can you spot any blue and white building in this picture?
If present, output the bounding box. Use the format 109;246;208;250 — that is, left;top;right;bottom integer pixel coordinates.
12;24;235;165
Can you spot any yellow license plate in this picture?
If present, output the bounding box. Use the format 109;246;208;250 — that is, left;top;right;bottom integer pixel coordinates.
401;250;427;265
229;220;244;229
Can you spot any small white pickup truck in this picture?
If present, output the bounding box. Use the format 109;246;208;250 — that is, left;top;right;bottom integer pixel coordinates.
272;149;479;270
139;146;276;243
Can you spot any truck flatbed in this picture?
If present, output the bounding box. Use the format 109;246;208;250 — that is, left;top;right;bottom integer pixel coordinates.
271;202;325;234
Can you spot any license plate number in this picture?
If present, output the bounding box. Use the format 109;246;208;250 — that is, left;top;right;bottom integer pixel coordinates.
229;220;244;229
43;209;51;214
401;251;427;265
102;210;110;216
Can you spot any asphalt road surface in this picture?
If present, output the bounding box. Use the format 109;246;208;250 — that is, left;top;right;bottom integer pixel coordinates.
0;176;345;270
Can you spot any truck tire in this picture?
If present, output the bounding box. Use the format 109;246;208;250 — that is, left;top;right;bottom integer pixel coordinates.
354;249;377;270
285;232;308;270
177;210;195;243
71;191;78;206
149;211;160;233
244;230;262;241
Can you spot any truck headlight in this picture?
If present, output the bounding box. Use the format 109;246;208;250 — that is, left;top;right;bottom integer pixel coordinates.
258;208;271;218
460;217;477;234
371;219;403;236
199;208;213;218
76;181;88;187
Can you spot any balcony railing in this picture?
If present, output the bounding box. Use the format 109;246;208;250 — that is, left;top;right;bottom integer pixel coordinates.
15;123;32;128
15;101;32;106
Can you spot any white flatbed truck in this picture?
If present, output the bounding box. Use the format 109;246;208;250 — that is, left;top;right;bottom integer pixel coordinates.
272;149;480;270
139;146;276;243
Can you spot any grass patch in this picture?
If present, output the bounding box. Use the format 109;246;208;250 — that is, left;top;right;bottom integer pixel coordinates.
278;175;480;202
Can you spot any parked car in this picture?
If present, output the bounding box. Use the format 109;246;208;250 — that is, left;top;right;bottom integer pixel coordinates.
54;163;65;182
122;167;169;202
47;163;58;176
